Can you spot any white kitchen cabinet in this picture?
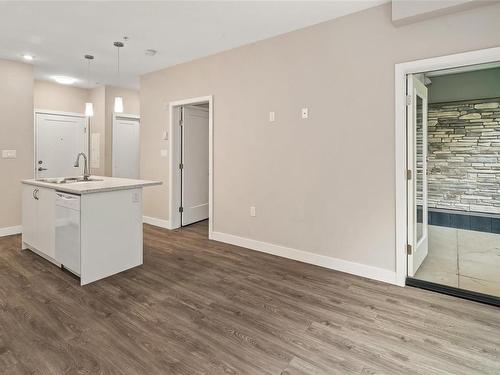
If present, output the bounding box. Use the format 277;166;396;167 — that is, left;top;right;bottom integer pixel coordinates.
22;176;160;285
22;185;56;262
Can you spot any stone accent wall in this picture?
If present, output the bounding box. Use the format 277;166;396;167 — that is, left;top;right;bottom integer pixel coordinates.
427;98;500;214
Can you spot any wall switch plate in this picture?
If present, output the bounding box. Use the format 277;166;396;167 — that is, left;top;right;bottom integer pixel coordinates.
302;108;309;119
160;149;168;157
269;111;275;122
250;206;256;217
2;150;16;159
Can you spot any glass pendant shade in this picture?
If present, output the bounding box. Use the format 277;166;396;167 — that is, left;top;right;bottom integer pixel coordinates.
84;102;94;117
114;97;124;113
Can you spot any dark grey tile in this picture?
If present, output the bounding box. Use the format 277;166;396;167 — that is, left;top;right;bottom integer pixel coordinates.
470;216;492;233
450;214;470;230
433;212;451;227
492;218;500;234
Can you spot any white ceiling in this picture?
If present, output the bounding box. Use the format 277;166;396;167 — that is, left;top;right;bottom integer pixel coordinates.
0;1;386;89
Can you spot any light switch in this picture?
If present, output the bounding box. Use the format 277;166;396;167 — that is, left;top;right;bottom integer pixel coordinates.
302;108;309;119
2;150;16;159
269;111;275;122
162;130;168;140
160;149;168;157
250;206;256;217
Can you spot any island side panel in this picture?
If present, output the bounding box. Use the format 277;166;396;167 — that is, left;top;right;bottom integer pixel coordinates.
80;188;143;285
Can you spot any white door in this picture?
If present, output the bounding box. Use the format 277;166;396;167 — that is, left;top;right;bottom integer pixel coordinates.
112;115;140;178
36;113;87;179
407;74;429;277
181;105;209;226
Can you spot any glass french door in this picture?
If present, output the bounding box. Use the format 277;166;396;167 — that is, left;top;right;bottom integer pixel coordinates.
407;74;429;277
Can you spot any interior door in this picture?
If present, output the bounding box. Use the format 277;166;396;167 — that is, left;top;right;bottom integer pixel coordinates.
36;113;87;179
112;115;140;178
407;74;429;277
181;105;209;226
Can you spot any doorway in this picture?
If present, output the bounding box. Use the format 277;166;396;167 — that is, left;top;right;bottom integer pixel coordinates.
398;52;500;305
35;111;88;179
168;96;213;236
112;113;140;178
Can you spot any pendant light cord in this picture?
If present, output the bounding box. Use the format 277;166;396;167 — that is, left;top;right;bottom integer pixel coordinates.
117;45;120;82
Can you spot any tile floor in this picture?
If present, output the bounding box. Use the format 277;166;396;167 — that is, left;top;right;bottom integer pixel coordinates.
415;225;500;297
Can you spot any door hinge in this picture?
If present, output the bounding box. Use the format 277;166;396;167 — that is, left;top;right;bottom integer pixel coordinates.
406;169;412;180
179;120;183;127
406;95;412;106
406;244;413;255
179;163;183;170
179;206;184;213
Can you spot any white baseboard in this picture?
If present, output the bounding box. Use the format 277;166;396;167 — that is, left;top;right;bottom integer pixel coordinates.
143;216;171;229
0;225;22;237
211;231;397;285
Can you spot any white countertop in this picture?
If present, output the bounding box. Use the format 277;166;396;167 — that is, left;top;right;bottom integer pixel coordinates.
22;176;162;195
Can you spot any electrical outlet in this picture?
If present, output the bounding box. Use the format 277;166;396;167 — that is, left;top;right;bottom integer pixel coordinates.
301;108;309;119
250;206;256;217
269;111;275;122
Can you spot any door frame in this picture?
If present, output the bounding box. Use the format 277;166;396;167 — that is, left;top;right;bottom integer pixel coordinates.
406;75;429;277
33;109;89;179
168;95;213;238
394;45;500;286
112;113;141;177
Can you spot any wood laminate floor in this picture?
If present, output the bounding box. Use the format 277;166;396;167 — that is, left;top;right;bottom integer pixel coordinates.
1;221;499;374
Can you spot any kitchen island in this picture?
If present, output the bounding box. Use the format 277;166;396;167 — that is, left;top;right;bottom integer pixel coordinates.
21;176;161;285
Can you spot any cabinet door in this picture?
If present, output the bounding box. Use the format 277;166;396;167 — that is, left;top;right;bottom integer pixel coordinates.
22;185;38;248
36;187;56;259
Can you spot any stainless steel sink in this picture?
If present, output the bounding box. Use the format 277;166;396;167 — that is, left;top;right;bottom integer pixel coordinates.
37;177;103;184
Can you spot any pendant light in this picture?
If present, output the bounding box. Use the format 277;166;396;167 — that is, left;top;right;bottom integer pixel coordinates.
113;41;124;113
84;54;94;117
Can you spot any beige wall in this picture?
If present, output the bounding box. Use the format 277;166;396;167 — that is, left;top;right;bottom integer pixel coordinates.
104;86;140;175
34;80;89;113
391;0;489;25
0;60;34;228
140;2;500;274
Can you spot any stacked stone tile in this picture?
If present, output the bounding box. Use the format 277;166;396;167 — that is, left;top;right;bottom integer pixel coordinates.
427;99;500;214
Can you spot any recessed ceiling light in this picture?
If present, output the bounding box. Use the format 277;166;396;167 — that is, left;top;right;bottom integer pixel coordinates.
22;54;34;61
52;75;77;85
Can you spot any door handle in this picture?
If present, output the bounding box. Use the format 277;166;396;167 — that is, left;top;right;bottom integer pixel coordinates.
38;167;48;171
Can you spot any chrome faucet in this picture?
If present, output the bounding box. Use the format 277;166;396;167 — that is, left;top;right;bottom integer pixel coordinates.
74;152;90;180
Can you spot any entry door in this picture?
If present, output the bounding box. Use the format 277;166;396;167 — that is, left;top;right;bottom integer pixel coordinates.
181;105;209;226
407;74;429;277
112;115;140;178
36;113;87;179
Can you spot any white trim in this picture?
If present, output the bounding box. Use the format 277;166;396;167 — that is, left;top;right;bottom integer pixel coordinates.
112;112;141;177
142;216;171;229
394;45;500;287
212;231;397;285
168;95;214;238
114;112;140;120
34;109;86;118
0;225;22;237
